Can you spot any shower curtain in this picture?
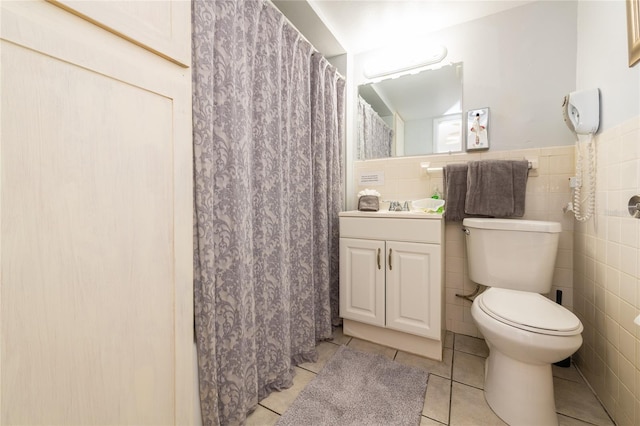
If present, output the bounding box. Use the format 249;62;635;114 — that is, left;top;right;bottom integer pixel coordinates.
357;95;393;159
192;1;344;424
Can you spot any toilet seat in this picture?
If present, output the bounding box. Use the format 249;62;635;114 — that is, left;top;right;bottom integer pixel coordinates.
478;288;583;336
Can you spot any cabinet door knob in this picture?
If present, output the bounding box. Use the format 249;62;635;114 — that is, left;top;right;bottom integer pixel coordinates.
377;248;381;270
388;248;392;270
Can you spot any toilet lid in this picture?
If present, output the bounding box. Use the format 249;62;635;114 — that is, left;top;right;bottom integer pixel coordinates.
478;288;583;336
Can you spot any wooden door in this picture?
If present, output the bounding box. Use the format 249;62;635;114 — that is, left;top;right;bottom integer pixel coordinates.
1;1;193;424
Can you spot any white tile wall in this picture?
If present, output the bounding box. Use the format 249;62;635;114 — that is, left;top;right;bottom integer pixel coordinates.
573;115;640;425
353;146;576;337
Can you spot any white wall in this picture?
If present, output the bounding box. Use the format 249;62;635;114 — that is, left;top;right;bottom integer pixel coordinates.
572;1;640;424
576;0;640;131
439;0;578;152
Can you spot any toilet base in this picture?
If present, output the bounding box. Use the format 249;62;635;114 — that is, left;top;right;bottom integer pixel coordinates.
484;349;558;426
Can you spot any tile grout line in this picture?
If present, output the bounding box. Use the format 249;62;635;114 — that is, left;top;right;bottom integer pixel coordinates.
257;403;282;417
571;364;617;425
557;412;610;426
447;334;456;425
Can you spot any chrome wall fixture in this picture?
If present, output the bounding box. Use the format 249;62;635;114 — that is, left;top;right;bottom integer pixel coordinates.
628;195;640;218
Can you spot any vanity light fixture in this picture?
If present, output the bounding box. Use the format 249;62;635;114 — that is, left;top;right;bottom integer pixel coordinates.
363;44;447;79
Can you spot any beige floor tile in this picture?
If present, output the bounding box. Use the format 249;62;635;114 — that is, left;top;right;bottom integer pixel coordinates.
422;374;451;424
449;382;507;426
444;331;454;349
346;337;397;359
258;367;316;415
298;341;340;373
331;325;352;345
554;377;614;425
420;415;447;426
251;331;613;426
246;405;280;426
452;351;485;389
552;363;584;383
558;413;605;426
395;348;453;379
454;334;489;357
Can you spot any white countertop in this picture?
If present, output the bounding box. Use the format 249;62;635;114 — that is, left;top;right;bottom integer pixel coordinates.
339;210;443;219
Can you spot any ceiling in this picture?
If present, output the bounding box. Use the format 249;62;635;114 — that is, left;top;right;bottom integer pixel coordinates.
275;0;535;56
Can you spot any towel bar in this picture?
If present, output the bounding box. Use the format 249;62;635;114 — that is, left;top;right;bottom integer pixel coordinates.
422;159;537;174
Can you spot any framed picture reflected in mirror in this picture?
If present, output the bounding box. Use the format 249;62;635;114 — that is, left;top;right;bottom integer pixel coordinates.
466;108;489;151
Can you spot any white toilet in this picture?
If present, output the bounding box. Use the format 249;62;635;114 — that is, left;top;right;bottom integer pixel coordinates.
462;218;583;426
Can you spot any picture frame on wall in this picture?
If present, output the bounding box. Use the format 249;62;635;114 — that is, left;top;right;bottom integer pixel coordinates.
466;108;489;151
627;0;640;66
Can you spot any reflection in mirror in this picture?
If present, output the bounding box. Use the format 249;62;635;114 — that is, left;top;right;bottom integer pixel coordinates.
357;95;393;159
357;62;463;159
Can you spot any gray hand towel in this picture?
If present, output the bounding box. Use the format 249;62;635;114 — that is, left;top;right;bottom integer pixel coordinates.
443;163;469;222
465;160;529;217
512;160;529;216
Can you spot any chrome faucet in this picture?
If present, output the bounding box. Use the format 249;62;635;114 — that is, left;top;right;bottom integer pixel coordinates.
388;201;410;211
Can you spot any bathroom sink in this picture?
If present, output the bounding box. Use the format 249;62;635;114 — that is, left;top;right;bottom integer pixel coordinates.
411;198;445;212
339;210;442;219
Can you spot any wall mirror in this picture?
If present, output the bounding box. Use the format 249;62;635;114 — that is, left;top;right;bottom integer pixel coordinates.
356;62;463;159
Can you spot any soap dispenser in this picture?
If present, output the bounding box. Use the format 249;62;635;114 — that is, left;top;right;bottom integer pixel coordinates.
431;187;442;200
431;187;444;213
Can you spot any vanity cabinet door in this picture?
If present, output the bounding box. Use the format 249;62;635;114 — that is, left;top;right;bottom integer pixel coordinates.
386;241;441;339
339;238;386;327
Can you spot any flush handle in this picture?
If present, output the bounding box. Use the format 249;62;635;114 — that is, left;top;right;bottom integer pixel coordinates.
462;227;470;235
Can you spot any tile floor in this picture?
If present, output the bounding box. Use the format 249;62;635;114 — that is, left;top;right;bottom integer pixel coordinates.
247;328;615;426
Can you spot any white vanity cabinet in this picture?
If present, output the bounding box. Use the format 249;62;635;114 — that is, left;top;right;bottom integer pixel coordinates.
339;211;444;360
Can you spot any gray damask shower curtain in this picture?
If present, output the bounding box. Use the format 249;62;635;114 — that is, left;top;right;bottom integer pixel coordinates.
357;95;393;159
192;1;344;424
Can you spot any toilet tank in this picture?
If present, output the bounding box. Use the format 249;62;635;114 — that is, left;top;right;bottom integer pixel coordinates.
462;218;561;293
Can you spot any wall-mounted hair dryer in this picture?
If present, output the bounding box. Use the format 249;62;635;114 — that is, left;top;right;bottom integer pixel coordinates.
562;88;600;135
562;88;600;222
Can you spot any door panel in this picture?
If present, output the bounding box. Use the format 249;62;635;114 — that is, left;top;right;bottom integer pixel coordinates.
339;238;385;326
1;2;193;424
386;241;441;338
2;41;175;425
46;0;190;66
